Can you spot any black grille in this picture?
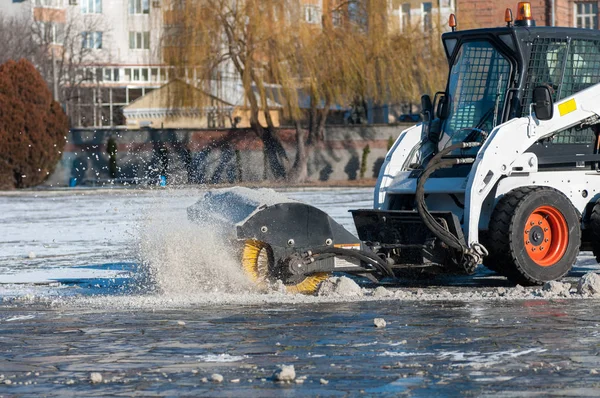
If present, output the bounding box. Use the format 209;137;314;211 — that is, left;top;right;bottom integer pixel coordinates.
522;38;600;145
523;38;600;109
449;44;510;131
551;126;595;145
521;38;568;113
561;40;600;99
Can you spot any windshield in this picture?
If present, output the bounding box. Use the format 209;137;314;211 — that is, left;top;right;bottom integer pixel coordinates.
440;40;511;151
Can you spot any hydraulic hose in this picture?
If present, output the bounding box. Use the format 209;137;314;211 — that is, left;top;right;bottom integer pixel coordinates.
416;158;474;251
415;142;481;253
310;247;395;278
427;141;480;167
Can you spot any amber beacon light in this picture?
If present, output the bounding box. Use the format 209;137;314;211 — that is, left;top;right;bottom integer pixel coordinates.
449;13;457;31
505;8;513;27
515;2;536;26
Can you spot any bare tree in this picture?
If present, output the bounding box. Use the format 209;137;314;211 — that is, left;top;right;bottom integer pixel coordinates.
0;13;38;65
165;0;449;182
0;9;109;126
31;12;109;126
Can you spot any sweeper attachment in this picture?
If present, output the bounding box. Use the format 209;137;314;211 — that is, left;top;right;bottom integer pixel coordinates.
190;3;600;293
187;188;395;294
187;185;485;294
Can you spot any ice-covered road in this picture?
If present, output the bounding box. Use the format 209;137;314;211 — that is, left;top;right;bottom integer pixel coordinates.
0;187;368;287
2;187;600;396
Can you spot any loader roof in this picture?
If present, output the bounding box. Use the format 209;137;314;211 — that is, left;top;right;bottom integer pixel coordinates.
440;25;600;79
442;26;600;58
443;25;600;39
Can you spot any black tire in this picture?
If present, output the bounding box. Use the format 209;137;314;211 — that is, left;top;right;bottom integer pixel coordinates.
589;201;600;262
481;252;503;274
480;232;503;274
486;186;580;285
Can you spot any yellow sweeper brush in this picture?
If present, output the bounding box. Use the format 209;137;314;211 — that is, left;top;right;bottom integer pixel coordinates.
188;188;395;295
242;240;329;295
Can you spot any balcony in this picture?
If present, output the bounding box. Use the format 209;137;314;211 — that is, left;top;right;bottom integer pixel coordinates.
33;0;66;8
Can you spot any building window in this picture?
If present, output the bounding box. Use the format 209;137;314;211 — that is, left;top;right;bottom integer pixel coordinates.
304;5;321;24
34;0;64;7
575;2;598;29
37;22;65;44
124;67;150;82
331;9;342;26
151;68;159;82
129;0;149;14
84;68;94;81
102;68;120;81
81;0;101;13
401;3;411;32
129;31;150;49
82;31;102;49
422;2;432;32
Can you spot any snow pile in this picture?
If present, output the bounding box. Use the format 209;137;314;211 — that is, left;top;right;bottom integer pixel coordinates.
317;276;364;297
577;272;600;296
542;281;572;297
372;286;393;298
207;186;297;208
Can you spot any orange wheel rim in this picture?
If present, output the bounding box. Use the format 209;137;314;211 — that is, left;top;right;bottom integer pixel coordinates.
523;205;568;267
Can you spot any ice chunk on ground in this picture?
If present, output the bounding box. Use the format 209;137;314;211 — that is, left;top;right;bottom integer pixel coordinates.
273;365;295;382
89;373;102;384
317;276;363;297
578;273;600;296
374;318;387;328
542;281;571;296
196;353;248;362
372;286;392;298
211;374;223;383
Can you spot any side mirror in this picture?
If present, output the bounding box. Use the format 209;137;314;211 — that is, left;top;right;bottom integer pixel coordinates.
436;95;449;119
421;94;433;122
532;85;554;121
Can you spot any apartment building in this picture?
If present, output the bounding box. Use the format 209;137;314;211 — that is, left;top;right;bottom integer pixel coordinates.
454;0;600;29
387;0;456;34
1;0;167;127
2;0;356;128
7;0;595;129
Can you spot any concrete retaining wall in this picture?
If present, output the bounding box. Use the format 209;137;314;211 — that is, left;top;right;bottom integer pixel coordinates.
46;124;415;186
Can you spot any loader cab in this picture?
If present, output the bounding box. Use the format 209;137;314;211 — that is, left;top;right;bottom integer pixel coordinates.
437;31;516;152
418;24;523;165
421;8;600;171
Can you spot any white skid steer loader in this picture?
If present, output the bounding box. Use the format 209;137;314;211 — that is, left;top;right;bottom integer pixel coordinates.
189;3;600;293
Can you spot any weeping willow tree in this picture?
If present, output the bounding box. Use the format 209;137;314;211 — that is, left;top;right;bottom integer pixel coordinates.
163;0;448;182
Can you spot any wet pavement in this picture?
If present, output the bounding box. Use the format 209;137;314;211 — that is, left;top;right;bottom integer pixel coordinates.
3;300;600;396
2;188;600;396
